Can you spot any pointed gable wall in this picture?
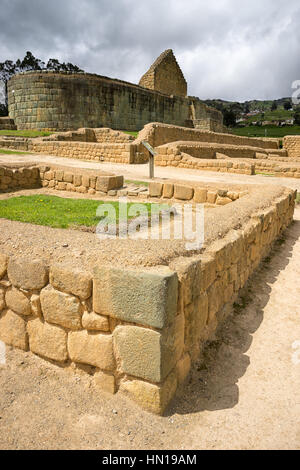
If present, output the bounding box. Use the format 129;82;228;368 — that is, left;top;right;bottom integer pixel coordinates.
139;49;187;97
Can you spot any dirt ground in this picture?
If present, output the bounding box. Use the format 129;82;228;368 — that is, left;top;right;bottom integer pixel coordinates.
0;153;299;450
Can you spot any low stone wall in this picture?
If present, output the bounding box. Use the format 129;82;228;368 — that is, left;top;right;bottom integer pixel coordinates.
0;185;296;414
155;149;255;175
0;164;124;194
0;138;134;164
0;165;40;191
135;122;279;150
149;181;246;205
283;135;300;158
0;117;17;131
42;127;134;144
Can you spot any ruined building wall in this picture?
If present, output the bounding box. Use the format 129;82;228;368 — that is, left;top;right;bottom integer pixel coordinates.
7;71;222;132
139;49;187;97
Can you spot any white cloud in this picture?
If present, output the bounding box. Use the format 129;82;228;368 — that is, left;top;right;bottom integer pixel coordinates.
0;0;299;101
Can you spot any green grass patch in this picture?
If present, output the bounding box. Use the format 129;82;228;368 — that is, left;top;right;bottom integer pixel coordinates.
0;130;53;138
232;125;300;138
120;131;139;138
0;194;168;229
0;148;29;155
255;171;275;177
125;179;149;187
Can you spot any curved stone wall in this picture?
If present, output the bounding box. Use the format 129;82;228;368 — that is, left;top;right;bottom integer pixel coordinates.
8;71;223;132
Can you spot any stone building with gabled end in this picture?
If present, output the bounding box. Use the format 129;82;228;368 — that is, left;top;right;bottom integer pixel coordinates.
7;49;225;133
139;49;188;97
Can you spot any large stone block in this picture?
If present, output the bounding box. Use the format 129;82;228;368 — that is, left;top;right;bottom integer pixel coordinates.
194;189;207;203
93;265;178;329
174;185;194;201
8;258;48;290
68;330;115;370
0;310;28;350
50;264;92;300
27;318;68;362
120;371;177;415
149;182;163;198
40;285;82;330
5;288;31;316
114;316;184;383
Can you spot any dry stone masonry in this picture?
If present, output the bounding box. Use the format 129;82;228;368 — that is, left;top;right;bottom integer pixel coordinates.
0;184;296;414
7;50;224;133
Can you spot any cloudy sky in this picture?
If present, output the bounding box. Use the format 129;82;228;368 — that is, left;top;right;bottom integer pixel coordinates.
0;0;299;102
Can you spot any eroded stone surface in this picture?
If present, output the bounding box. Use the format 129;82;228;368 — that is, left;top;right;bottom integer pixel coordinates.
27;318;68;362
93;265;178;329
8;258;48;290
0;310;28;350
40;285;82;330
68;330;115;370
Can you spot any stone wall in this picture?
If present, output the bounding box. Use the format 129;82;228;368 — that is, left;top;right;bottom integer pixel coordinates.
0;117;16;131
0;186;296;414
8;71;222;132
39;166;124;194
135;122;279;150
148;181;246;205
283;135;300;158
155;147;256;175
0;165;40;191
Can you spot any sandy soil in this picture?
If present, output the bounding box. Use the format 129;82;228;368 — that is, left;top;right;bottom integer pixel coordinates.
0;206;299;450
0;151;300;190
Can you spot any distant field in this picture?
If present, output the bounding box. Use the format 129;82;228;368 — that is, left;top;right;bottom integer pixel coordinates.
245;108;294;123
231;125;300;138
0;130;52;138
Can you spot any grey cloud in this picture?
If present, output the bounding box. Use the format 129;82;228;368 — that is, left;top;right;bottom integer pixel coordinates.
0;0;299;101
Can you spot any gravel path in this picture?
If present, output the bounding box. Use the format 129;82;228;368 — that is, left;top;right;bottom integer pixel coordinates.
0;207;299;450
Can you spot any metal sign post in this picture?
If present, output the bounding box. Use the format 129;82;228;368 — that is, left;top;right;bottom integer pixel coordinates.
142;141;157;179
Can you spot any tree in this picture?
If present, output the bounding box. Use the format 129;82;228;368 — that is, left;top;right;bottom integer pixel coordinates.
0;51;83;114
244;103;250;114
294;111;300;126
223;108;236;127
284;100;292;111
271;101;277;111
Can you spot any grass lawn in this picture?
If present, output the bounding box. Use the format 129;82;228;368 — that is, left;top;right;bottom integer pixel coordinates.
121;130;139;138
0;148;29;155
125;179;149;187
231;125;300;139
0;130;53;138
0;194;168;229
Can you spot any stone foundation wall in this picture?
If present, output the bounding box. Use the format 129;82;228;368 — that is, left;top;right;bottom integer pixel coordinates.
155;148;255;175
148;181;246;205
39;166;124;194
135;123;279;150
0;166;40;191
283;135;300;158
0;187;296;414
0;164;124;194
0;138;134;164
0;117;17;131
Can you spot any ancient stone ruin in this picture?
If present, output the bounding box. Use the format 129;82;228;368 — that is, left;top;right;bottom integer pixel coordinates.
5;49;224;133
